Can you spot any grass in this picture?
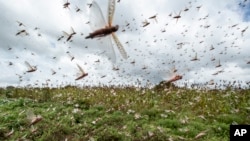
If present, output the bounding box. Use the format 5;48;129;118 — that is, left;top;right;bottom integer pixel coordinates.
0;85;249;141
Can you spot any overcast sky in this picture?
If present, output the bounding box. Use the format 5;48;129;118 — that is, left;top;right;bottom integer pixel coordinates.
0;0;250;88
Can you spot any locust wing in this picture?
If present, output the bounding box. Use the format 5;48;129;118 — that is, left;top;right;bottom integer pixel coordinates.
112;33;127;59
108;0;116;26
25;61;32;70
89;1;106;31
101;36;116;63
76;64;85;74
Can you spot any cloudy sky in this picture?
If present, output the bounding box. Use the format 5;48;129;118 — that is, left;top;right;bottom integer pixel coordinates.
0;0;250;88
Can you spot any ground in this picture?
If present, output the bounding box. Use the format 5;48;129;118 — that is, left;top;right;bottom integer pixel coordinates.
0;85;249;141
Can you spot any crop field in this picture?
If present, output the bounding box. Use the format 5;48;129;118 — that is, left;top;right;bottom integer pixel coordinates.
0;85;249;141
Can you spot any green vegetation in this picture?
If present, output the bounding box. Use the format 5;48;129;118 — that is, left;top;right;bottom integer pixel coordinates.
0;85;249;141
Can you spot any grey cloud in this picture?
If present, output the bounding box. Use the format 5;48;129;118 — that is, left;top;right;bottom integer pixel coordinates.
0;0;249;87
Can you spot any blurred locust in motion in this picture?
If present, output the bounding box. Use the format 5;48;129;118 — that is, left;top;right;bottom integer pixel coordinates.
85;0;127;63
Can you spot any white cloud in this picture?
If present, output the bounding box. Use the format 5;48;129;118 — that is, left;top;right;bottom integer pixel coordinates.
0;0;249;88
